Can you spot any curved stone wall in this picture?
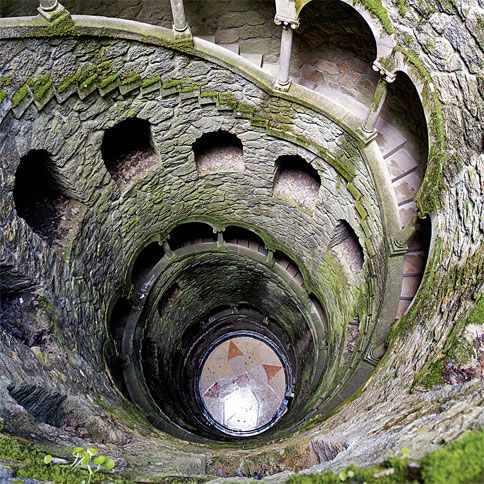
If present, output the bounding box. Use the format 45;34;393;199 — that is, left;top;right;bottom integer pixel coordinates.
0;0;482;481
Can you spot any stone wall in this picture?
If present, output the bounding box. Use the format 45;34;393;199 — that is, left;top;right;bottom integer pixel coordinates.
0;0;482;480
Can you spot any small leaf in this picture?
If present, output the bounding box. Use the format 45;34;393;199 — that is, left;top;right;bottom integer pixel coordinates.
347;470;355;478
94;456;106;465
72;446;85;457
401;447;411;457
43;454;53;464
87;447;97;457
103;458;116;471
81;455;90;466
339;470;347;481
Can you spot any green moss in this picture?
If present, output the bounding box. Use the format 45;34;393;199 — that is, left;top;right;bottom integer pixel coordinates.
162;79;184;89
141;75;160;88
0;75;13;88
44;11;78;37
396;0;408;16
467;296;484;325
290;431;484;483
31;72;53;102
11;82;30;108
99;73;120;89
179;85;199;93
354;0;395;34
57;61;112;93
0;433;111;483
0;89;7;104
416;357;445;389
200;90;220;98
79;73;98;90
421;430;484;483
121;73;141;86
57;71;79;94
447;339;474;366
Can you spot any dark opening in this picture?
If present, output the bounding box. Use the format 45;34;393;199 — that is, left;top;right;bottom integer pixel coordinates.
158;283;182;317
274;251;304;285
108;297;132;352
397;217;432;319
168;222;216;250
223;226;267;255
130;242;165;291
310;295;328;331
329;220;364;274
193;130;244;174
101;117;156;183
296;0;378;102
273;155;321;211
13;150;69;244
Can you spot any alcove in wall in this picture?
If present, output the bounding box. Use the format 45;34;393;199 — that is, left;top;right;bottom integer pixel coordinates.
193;130;244;175
101;117;157;184
273;155;321;212
13;150;70;245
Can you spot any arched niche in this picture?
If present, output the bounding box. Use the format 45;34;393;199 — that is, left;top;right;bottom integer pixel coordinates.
13;149;70;245
273;155;321;211
101;117;157;184
193;130;244;175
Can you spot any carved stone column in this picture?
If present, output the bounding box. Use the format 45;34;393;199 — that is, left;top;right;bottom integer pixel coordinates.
275;22;295;91
170;0;191;37
38;0;67;21
39;0;58;10
360;62;396;141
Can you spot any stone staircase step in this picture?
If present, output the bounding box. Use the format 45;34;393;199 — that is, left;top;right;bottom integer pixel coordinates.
399;200;417;228
400;275;422;299
198;34;216;43
395;298;412;320
393;171;422;203
375;117;407;158
241;53;263;67
261;61;279;77
403;251;426;275
386;148;419;180
219;43;240;54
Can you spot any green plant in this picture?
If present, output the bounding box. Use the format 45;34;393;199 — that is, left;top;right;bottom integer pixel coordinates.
43;446;115;484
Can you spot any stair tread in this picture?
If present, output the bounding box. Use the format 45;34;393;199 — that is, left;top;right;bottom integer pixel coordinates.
198;34;216;43
261;61;279;76
386;148;420;180
218;42;240;54
376;117;407;158
240;52;263;67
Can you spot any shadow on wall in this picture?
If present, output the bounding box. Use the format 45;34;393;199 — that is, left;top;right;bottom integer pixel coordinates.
101;117;157;185
193;130;244;175
13;149;70;245
295;0;379;103
273;155;321;212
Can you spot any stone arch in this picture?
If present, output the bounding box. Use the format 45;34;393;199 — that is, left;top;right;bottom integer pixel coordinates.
168;221;217;250
296;0;395;60
193;129;244;175
273;155;321;211
101;117;157;184
13;149;71;245
223;226;268;255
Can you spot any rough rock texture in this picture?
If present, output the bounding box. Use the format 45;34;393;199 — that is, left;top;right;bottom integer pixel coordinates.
0;0;482;481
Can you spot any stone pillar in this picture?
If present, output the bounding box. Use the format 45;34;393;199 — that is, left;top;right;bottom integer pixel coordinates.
275;22;294;91
170;0;191;37
39;0;58;10
38;0;68;22
360;63;396;140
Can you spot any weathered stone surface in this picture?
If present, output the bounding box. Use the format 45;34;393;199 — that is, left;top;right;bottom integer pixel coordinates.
0;0;482;481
